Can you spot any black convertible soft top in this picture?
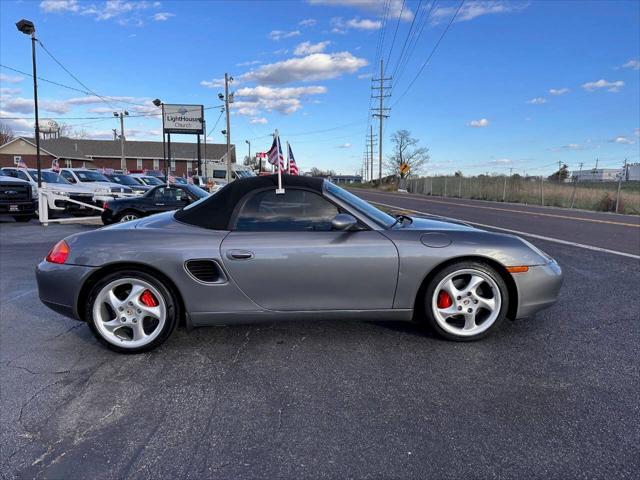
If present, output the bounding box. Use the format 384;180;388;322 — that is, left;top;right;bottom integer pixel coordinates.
174;174;325;230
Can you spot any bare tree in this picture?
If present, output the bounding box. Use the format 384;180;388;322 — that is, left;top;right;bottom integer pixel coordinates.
58;123;88;139
385;129;429;177
0;121;15;146
308;167;336;177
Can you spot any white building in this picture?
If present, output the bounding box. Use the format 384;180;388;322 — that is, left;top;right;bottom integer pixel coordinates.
571;168;621;182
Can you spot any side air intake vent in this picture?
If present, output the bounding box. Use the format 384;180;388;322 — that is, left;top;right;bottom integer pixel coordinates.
185;260;223;283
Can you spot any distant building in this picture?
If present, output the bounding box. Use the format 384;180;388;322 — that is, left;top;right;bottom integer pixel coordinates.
0;136;235;176
570;168;621;182
328;174;363;185
627;163;640;181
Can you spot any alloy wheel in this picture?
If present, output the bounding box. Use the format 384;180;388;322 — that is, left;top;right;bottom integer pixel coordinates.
92;278;166;349
431;268;502;337
120;214;139;222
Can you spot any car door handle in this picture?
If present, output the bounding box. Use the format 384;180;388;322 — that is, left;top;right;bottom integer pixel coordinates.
227;250;254;260
154;203;165;206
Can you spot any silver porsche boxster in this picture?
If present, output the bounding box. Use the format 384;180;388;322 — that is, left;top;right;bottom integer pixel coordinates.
36;175;563;353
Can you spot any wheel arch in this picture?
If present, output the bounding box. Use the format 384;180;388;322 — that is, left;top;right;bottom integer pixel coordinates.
117;208;144;219
77;262;187;327
411;255;519;322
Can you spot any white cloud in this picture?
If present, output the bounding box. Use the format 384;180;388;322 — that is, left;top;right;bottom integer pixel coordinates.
527;97;547;104
337;143;352;148
1;93;157;116
233;85;327;115
331;17;381;33
611;136;635;145
240;51;367;85
0;74;25;84
200;78;225;88
550;143;584;151
309;0;413;21
236;60;262;67
0;97;34;114
357;73;371;79
250;117;268;124
299;18;317;27
582;79;624;92
0;88;21;95
153;12;175;21
467;118;489;128
40;0;165;26
620;59;640;70
40;0;80;13
268;30;301;41
294;41;331;56
432;0;527;24
549;87;570;96
489;158;512;165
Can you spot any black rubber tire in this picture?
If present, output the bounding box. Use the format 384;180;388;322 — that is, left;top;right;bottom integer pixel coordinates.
13;216;33;222
115;210;140;223
85;270;179;354
423;261;509;342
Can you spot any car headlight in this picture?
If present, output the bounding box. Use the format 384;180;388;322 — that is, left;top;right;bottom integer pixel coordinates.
95;187;110;195
52;190;69;197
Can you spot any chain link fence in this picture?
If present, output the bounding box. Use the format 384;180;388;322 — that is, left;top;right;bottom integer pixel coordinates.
406;176;640;214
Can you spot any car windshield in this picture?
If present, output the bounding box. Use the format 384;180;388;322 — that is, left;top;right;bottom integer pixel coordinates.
107;174;141;186
235;170;255;178
28;170;70;184
173;177;188;184
185;184;209;199
140;176;163;185
324;181;396;228
75;170;109;182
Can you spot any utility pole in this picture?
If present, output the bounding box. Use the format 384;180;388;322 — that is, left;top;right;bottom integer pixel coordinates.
366;125;377;183
224;73;233;182
540;175;544;206
371;59;391;183
615;158;627;214
114;111;128;171
570;162;583;208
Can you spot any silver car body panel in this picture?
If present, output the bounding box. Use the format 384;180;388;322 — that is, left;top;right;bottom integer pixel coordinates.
36;184;563;327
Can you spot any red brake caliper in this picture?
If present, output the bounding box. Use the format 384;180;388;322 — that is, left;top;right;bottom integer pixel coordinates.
139;289;159;307
437;290;452;309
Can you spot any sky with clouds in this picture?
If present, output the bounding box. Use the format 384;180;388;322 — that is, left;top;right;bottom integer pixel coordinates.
0;0;638;175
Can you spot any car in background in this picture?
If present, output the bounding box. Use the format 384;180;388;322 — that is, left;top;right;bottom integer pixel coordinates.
56;168;134;203
0;173;36;222
101;183;208;224
1;167;97;215
128;173;164;187
104;173;150;194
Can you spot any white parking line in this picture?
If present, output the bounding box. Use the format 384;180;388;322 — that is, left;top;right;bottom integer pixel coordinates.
369;200;640;260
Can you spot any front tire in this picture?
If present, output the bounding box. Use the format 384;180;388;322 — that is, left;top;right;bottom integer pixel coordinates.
117;211;140;223
423;261;508;341
85;270;178;353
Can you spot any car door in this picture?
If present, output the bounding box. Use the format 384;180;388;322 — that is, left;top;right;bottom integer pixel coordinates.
220;187;399;311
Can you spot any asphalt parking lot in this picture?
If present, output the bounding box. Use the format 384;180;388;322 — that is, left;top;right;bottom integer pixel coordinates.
1;216;639;479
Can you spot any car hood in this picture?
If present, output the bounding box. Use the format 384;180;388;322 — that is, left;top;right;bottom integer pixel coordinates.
396;216;479;232
0;176;31;186
47;183;95;194
81;181;130;191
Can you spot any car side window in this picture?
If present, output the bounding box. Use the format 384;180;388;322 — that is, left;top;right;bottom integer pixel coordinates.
235;189;339;232
152;187;187;203
15;170;30;181
61;171;76;183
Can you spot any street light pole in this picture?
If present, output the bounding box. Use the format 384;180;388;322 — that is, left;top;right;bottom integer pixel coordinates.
224;73;232;182
16;19;41;187
245;139;251;166
114;111;128;171
152;99;166;178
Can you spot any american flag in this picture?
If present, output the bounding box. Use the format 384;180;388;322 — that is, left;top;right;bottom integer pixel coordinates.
168;175;176;184
51;158;60;173
267;135;285;172
17;158;27;169
287;143;299;175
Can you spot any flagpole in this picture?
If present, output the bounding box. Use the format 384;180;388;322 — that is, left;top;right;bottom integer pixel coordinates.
286;141;290;174
275;129;284;194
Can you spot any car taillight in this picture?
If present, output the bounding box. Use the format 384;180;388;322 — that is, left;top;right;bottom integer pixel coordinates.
102;202;109;209
46;240;70;264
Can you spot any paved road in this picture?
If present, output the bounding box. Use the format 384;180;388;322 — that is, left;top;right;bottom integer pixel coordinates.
1;219;639;480
352;189;640;257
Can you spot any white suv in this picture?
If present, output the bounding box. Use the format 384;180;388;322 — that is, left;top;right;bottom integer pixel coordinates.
57;168;134;202
0;167;97;214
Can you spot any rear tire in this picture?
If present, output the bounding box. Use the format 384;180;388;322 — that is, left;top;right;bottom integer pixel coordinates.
85;270;178;353
423;261;508;341
116;211;140;223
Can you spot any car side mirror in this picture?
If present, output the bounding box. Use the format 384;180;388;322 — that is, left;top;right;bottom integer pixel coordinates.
331;213;358;231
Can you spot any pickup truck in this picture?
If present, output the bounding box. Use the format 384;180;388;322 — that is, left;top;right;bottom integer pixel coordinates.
0;174;36;222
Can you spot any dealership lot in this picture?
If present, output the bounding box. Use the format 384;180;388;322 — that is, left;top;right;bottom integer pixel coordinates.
1;218;638;479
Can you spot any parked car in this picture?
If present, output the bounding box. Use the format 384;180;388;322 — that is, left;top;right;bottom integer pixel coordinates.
0;167;97;215
101;184;208;224
36;174;563;354
0;173;36;222
128;174;164;187
56;168;133;203
104;173;150;194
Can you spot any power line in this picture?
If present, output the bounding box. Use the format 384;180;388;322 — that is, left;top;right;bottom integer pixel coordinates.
385;0;407;68
392;0;464;108
207;109;224;137
390;0;424;80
